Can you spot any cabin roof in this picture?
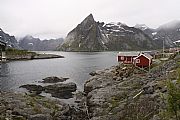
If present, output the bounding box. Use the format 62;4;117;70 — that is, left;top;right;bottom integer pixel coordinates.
143;53;153;59
118;51;140;56
134;53;153;60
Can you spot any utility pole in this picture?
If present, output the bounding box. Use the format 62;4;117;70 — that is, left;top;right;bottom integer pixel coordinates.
163;39;165;58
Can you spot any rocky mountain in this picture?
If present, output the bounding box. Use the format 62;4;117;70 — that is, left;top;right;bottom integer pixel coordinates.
59;14;108;51
19;35;64;51
58;14;158;51
135;20;180;48
99;22;158;51
0;28;19;48
134;24;156;38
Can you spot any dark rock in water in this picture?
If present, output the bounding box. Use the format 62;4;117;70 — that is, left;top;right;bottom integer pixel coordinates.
20;82;77;99
20;84;44;94
44;82;77;99
44;82;77;92
89;71;98;76
42;76;69;83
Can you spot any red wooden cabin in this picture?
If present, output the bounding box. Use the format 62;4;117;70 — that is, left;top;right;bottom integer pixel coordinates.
133;53;153;67
118;52;140;64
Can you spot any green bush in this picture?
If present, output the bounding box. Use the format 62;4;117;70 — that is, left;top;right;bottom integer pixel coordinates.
166;77;180;120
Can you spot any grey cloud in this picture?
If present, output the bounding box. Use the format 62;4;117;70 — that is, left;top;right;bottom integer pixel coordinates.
0;0;180;39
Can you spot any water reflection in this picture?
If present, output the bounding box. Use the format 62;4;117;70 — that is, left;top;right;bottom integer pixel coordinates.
0;63;11;91
0;63;10;77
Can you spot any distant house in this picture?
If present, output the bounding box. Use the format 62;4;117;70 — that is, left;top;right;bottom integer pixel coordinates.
118;52;140;64
169;47;180;53
117;52;153;67
133;53;153;68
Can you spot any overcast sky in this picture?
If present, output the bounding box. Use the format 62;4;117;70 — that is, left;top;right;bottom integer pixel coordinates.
0;0;180;39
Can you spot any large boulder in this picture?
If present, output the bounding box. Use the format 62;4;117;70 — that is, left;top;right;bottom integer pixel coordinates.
20;84;44;94
44;82;77;93
20;82;77;99
42;76;69;83
44;82;77;99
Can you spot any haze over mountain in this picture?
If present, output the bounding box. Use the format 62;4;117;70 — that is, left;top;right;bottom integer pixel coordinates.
135;20;180;48
0;28;64;51
1;0;180;39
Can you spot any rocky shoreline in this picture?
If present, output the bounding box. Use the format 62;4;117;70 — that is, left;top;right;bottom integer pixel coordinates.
0;55;180;120
83;56;180;120
0;91;87;120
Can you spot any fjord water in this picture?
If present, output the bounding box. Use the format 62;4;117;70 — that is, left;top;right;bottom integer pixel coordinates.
0;51;118;92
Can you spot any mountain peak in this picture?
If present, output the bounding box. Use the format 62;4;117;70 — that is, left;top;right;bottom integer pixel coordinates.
80;14;95;25
24;35;34;40
134;24;149;30
86;13;94;20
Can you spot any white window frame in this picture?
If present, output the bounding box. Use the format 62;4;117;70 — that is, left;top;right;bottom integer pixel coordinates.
121;56;124;60
136;59;140;63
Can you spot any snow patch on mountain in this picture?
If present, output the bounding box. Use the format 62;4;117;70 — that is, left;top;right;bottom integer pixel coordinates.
152;32;157;35
174;40;180;43
134;24;149;31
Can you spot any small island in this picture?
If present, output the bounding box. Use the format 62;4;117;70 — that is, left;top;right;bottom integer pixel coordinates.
4;48;64;61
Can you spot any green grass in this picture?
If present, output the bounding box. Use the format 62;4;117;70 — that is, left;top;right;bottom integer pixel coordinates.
6;48;36;56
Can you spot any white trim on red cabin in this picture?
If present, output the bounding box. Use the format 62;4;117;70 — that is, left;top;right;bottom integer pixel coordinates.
133;53;153;61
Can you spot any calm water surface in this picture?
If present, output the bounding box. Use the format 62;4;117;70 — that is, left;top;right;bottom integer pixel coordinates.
0;51;118;92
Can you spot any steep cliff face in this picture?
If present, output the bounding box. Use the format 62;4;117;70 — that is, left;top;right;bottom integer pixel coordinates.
59;14;107;51
19;35;63;51
59;14;158;51
0;28;19;48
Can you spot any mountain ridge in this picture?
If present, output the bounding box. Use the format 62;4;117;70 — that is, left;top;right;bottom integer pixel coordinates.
19;35;64;51
135;20;180;48
0;28;19;48
58;14;159;51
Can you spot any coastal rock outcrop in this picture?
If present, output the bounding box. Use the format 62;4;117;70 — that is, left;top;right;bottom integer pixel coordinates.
20;82;77;99
84;59;178;120
44;82;77;99
0;92;87;120
20;84;44;95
